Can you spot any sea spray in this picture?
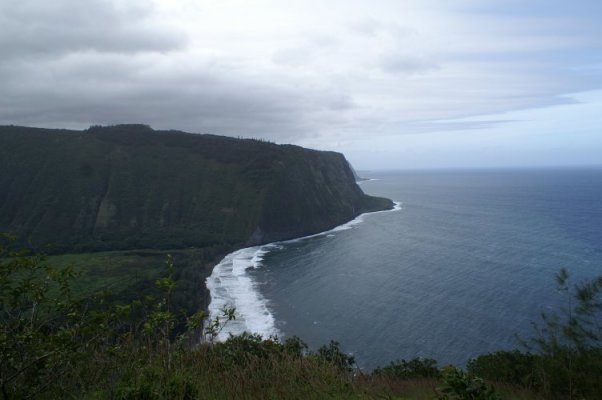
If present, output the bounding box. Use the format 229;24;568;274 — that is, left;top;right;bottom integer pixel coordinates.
206;201;402;340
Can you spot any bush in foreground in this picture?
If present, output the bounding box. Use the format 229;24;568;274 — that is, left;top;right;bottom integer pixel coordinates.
373;357;441;380
3;234;601;399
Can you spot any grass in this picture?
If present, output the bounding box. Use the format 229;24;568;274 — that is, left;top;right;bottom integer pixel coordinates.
64;345;541;399
354;375;439;399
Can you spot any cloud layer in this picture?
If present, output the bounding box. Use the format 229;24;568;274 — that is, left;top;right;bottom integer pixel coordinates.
1;0;601;166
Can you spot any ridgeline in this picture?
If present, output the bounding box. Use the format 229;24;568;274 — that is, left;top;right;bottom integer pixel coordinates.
0;124;392;253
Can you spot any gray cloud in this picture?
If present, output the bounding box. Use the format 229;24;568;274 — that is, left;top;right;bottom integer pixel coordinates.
0;0;355;141
0;49;355;140
0;0;601;162
0;0;185;62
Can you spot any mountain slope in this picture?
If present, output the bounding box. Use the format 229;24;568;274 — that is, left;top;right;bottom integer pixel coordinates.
0;125;393;252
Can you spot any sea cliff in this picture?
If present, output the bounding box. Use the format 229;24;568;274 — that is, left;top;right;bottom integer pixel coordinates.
0;124;392;252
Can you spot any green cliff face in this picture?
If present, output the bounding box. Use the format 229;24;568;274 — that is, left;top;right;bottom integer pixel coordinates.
0;125;393;252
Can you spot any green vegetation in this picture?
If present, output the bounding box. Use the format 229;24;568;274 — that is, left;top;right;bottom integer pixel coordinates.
436;366;501;400
45;246;230;334
373;358;441;380
3;234;601;399
0;124;392;253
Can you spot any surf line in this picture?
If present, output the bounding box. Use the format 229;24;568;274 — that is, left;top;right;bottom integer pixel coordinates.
206;201;402;341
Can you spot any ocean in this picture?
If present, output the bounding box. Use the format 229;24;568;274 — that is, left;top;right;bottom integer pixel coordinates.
207;168;602;369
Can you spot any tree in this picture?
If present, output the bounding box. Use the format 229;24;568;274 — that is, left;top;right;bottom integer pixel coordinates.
528;269;602;398
0;233;90;398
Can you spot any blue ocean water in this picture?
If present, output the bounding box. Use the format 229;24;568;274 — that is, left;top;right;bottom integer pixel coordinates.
208;168;602;369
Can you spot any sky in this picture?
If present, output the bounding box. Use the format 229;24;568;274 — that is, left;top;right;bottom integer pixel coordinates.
1;0;601;169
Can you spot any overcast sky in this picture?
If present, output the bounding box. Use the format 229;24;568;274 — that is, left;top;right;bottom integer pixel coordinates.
1;0;601;169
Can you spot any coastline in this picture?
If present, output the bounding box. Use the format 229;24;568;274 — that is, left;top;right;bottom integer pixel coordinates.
205;201;402;341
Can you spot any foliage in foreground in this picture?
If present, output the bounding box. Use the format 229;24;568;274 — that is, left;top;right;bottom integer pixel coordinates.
2;234;601;399
436;366;501;400
373;358;441;380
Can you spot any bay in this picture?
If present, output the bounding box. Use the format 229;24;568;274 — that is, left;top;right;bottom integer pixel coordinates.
209;168;602;369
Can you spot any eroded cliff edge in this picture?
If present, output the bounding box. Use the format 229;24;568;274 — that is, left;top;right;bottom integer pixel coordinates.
0;124;393;252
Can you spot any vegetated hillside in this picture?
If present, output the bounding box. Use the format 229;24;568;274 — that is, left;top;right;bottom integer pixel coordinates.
0;124;392;252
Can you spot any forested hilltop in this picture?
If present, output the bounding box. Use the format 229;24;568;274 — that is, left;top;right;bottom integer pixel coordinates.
0;124;392;253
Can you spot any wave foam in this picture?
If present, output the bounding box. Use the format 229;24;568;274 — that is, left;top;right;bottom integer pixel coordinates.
206;201;402;341
206;246;279;341
357;178;381;185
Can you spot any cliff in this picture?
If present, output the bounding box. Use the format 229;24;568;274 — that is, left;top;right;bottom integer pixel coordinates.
0;125;393;252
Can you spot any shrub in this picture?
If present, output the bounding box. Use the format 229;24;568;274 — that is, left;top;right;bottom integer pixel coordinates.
467;351;539;388
315;340;356;372
436;365;501;400
373;357;441;379
0;233;93;397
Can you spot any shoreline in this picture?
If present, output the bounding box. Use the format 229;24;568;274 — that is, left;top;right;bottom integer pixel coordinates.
205;201;402;340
